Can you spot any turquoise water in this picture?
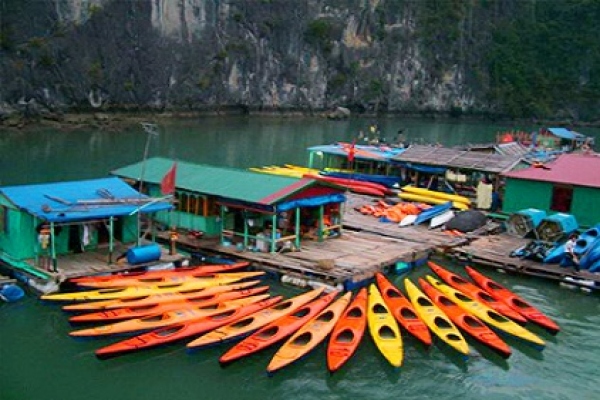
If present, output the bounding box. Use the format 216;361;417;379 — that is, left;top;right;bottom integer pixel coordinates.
1;118;600;399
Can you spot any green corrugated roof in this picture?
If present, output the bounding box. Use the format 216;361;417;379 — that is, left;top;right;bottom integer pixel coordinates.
111;157;315;204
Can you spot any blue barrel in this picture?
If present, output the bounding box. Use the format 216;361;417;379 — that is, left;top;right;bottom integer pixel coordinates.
126;244;162;265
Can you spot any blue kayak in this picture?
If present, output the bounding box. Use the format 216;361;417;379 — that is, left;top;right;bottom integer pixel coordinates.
573;224;600;257
321;171;400;188
414;202;452;225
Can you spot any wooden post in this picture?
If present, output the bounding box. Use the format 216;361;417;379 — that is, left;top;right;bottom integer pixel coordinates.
318;205;324;242
219;206;225;244
270;214;277;253
50;221;57;272
295;207;301;249
243;211;249;249
108;216;114;264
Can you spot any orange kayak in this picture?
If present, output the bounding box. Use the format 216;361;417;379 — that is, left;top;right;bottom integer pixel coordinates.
428;261;527;324
326;287;367;373
95;296;281;359
70;293;270;337
266;292;351;374
465;266;560;335
62;281;260;312
219;291;338;366
74;270;262;288
419;278;512;359
69;285;269;323
186;287;325;350
70;262;250;286
375;272;432;347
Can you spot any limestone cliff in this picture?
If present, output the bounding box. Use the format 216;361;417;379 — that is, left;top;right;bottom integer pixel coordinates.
0;0;598;122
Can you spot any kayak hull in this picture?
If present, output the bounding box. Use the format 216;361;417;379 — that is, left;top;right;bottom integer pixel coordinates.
375;273;432;347
327;288;368;373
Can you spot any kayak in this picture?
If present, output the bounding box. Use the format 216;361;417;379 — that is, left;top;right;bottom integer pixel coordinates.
419;278;512;359
401;186;471;206
185;287;324;350
95;296;281;359
404;278;470;357
425;275;545;350
465;266;560;335
219;291;338;365
367;283;404;367
69;285;269;323
70;262;250;287
428;261;527;324
41;271;264;302
430;210;455;229
74;271;262;289
326;287;368;373
375;273;432;347
398;192;469;210
414;202;452;225
70;294;270;337
62;281;260;312
266;292;351;374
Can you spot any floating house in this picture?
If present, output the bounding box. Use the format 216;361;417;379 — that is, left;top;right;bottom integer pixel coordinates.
0;177;173;280
390;144;525;191
306;142;406;176
502;153;600;227
111;158;347;253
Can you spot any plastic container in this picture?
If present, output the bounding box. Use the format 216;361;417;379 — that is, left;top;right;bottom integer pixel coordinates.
506;208;547;238
126;244;162;265
535;213;578;243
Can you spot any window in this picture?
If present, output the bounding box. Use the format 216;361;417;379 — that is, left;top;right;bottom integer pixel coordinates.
550;185;573;212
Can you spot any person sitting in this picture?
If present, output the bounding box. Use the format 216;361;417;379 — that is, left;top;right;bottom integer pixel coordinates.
562;233;580;271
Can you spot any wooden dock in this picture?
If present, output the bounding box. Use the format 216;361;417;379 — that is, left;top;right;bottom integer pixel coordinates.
444;232;600;292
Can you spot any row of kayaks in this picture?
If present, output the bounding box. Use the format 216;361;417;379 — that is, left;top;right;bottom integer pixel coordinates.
42;261;559;374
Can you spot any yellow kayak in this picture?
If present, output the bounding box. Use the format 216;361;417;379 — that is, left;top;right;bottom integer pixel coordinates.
69;294;270;337
425;275;545;350
404;278;470;356
367;283;404;367
398;192;469;210
266;291;351;374
402;186;471;205
41;272;264;302
248;166;304;178
186;287;324;349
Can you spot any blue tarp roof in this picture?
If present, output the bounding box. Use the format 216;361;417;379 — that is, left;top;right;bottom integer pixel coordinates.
307;143;406;161
0;177;172;223
547;127;586;140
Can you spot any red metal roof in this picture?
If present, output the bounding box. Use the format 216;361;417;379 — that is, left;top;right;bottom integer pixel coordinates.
502;153;600;188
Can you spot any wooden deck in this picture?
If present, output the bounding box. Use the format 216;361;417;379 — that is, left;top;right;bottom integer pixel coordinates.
23;242;185;283
444;233;600;292
160;230;432;290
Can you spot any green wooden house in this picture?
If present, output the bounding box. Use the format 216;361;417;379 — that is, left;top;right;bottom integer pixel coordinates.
111;157;347;253
502;153;600;228
0;177;173;277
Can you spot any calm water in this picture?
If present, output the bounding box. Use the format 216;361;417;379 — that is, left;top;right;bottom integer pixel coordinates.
1;117;600;400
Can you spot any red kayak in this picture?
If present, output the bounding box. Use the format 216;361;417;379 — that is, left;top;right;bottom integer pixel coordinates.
419;278;512;359
95;296;281;359
428;261;528;324
70;262;250;286
326;287;368;373
219;290;338;365
375;273;432;347
465;266;560;335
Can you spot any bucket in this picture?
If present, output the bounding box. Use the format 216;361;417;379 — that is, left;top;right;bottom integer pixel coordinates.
126;244;162;265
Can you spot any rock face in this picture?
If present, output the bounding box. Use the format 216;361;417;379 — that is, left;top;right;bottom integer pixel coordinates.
0;1;595;120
